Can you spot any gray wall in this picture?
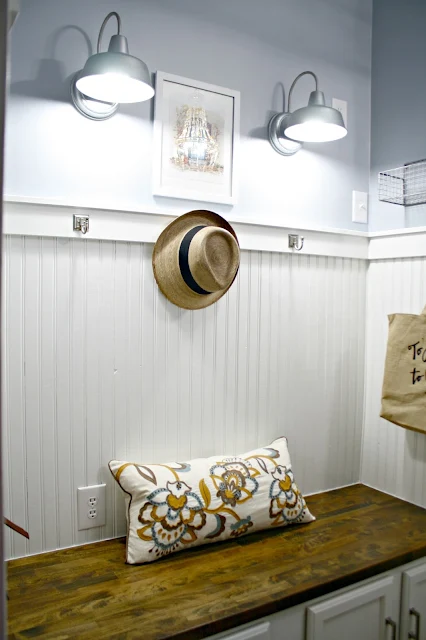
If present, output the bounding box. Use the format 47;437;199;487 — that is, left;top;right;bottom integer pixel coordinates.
370;0;426;230
5;0;372;230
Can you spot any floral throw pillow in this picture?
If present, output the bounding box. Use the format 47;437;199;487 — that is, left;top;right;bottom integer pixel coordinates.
109;436;315;564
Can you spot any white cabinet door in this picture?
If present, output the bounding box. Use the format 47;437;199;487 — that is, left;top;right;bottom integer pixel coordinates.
306;574;400;640
400;561;426;640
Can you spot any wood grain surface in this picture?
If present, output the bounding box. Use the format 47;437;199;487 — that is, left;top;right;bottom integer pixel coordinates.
7;484;426;639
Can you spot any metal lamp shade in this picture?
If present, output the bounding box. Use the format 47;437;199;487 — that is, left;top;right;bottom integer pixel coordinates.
284;90;347;143
75;35;154;104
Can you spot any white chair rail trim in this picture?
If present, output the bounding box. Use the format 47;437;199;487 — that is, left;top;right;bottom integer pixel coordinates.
5;196;426;260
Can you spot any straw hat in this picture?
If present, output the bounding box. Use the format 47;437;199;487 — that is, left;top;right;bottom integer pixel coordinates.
152;210;240;310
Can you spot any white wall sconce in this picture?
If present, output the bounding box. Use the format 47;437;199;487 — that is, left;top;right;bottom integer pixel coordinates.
268;71;347;156
71;11;154;121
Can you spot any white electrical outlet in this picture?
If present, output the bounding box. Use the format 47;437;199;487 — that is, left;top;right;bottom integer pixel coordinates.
77;484;106;530
332;98;347;127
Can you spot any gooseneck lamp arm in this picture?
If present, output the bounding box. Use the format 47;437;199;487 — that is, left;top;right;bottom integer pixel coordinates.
97;11;121;53
268;70;320;157
287;71;318;113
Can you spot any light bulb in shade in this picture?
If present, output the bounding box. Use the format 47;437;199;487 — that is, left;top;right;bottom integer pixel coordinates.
76;72;155;104
284;121;347;143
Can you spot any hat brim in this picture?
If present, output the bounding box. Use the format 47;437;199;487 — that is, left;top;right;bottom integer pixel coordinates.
152;210;240;310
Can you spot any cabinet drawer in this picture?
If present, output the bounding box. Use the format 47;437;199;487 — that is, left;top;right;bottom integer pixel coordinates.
212;621;271;640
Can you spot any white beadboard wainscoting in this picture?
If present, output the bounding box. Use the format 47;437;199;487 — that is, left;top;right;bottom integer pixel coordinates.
2;236;366;559
361;258;426;508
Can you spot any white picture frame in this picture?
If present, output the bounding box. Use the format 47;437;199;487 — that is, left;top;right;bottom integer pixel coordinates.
153;71;240;206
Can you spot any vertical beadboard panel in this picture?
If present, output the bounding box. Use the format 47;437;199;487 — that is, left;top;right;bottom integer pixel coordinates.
1;238;11;558
98;241;116;540
39;238;58;551
4;237;28;559
362;258;426;508
23;237;42;552
2;238;367;559
55;239;73;549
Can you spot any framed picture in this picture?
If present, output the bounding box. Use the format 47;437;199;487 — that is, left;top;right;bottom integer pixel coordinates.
153;71;240;205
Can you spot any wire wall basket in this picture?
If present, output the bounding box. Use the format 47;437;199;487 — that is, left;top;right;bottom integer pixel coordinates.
378;159;426;206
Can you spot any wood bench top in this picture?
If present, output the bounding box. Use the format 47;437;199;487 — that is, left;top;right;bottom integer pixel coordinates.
7;484;426;639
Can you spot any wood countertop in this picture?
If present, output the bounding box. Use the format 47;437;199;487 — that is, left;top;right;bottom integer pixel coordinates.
7;484;426;639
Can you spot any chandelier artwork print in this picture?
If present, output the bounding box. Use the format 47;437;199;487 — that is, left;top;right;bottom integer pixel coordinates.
153;72;240;205
173;92;221;174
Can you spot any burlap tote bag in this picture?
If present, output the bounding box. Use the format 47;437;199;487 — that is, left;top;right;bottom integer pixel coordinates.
381;304;426;434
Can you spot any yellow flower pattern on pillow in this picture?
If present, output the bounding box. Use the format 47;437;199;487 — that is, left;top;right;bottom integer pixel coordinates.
109;437;315;564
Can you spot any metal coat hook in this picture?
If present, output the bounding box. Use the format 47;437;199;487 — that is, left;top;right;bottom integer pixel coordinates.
288;234;304;251
73;214;89;234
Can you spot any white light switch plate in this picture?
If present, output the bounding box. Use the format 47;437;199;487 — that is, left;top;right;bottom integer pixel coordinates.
352;191;368;224
77;484;106;530
332;98;347;126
